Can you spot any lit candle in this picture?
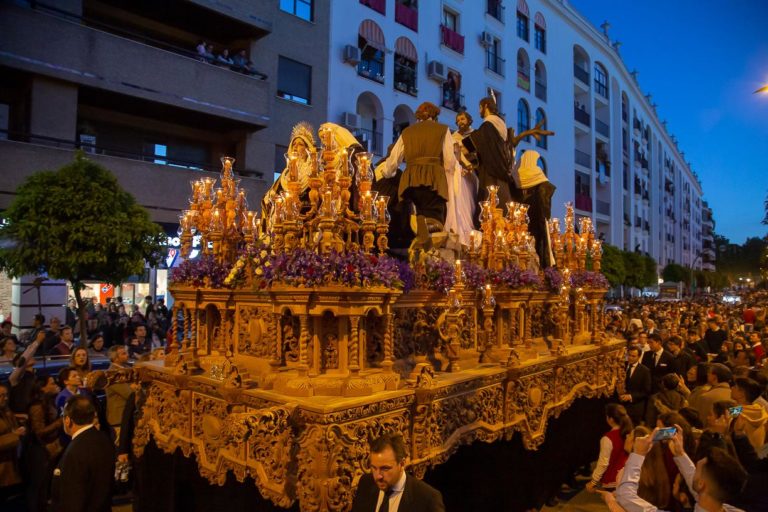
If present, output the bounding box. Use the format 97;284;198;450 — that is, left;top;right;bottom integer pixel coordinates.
454;259;462;282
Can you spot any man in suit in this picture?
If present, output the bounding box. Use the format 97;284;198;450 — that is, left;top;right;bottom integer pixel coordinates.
351;433;444;512
51;395;115;512
641;333;675;393
619;346;651;425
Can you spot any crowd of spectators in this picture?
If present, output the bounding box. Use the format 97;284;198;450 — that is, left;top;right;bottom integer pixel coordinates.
0;295;169;510
577;291;768;511
194;40;266;79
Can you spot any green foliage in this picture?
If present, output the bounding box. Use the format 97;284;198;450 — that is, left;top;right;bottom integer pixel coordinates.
641;255;658;288
715;234;766;278
662;263;688;284
621;251;645;289
600;244;626;287
0;151;164;287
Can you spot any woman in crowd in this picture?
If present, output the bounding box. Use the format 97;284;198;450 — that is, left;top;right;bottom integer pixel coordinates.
586;403;633;493
68;347;91;381
0;337;17;362
647;373;688;427
24;375;62;512
678;363;710;413
598;425;651;512
88;333;107;357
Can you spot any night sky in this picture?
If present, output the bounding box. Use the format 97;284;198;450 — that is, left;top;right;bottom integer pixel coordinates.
571;0;768;244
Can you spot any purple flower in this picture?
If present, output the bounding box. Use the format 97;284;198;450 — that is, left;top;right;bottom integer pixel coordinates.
170;254;230;288
570;270;609;289
542;267;564;292
488;265;542;290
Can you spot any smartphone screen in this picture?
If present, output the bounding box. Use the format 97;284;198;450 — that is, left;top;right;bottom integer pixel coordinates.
652;427;677;442
728;406;743;417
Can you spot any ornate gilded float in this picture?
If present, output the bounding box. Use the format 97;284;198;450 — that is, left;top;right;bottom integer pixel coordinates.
130;133;620;512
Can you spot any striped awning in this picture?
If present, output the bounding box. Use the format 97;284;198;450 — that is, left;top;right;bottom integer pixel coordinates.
395;36;418;62
517;0;530;16
359;19;386;52
534;11;546;29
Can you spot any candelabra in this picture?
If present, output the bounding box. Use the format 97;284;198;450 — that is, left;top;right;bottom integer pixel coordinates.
547;202;602;275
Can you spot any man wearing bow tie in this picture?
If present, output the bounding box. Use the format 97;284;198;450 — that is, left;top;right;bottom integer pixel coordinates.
641;333;676;393
619;346;651;425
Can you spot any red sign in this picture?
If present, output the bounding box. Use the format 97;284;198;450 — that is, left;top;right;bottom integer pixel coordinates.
100;283;114;302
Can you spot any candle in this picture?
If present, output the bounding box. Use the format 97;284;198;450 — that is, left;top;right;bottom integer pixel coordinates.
454;260;462;282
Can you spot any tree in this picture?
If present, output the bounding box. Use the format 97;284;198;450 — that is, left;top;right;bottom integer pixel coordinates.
640;254;659;288
662;263;688;284
600;244;626;288
0;152;165;343
622;251;645;290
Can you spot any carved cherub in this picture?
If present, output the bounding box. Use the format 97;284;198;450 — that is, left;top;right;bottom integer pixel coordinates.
323;333;339;370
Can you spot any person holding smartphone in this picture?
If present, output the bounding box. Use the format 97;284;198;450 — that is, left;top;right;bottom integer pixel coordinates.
615;425;748;512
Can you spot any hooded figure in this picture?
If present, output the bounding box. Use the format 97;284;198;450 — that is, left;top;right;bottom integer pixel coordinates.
513;150;556;268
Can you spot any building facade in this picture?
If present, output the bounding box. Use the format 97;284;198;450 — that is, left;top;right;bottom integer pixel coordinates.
323;0;708;271
0;0;711;325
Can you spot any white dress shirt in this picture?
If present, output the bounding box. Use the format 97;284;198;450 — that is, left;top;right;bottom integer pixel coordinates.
375;471;407;512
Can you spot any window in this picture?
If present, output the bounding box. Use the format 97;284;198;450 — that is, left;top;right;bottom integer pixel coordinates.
516;11;529;41
394;54;417;95
360;0;385;15
594;63;608;98
280;0;313;22
534;60;546;101
443;9;458;32
395;0;418;31
535;108;547;149
358;35;385;83
277;56;312;104
517;49;530;91
486;38;504;76
517;99;530;140
488;87;502;115
153;143;167;165
534;25;546;53
575;171;591;196
442;70;463;111
487;0;504;21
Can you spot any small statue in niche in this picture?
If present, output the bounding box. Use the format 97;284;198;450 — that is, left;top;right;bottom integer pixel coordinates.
282;323;299;363
367;331;384;366
323;333;339;370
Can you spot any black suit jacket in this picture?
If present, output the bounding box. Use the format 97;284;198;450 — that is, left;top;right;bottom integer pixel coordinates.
623;363;651;422
641;349;676;392
350;472;445;512
51;426;115;512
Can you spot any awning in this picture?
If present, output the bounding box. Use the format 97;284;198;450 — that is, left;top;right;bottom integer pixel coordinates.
395;36;418;62
359;19;386;52
534;11;546;29
517;0;530;17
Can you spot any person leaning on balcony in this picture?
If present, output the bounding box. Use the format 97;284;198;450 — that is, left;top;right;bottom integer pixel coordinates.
374;102;456;241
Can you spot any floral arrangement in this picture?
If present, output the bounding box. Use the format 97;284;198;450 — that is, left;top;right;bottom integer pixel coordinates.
262;249;403;289
542;267;564;293
224;245;271;288
570;270;610;289
170;254;230;288
487;265;542;290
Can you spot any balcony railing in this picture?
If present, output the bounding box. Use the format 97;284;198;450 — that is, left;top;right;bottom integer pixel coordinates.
442;93;465;112
575;149;591;167
395;2;418;31
573;64;589;85
360;0;386;15
575;194;592;212
517;70;530;91
486;51;505;76
440;25;465;54
595;118;610;137
535;80;546;101
574;106;590;127
596;200;610;216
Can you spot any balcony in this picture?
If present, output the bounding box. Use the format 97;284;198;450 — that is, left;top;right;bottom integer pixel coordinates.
574;106;590;127
395;2;418;31
594;81;609;99
575;149;591;168
596;200;610;216
360;0;386;15
440;25;465;54
486;52;505;76
595;119;610;138
0;138;268;223
0;4;270;127
573;64;589;85
517;71;530;91
442;93;465;112
575;194;592;212
535;80;546;101
487;0;505;21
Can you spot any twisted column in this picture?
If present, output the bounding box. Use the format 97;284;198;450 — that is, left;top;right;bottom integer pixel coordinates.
349;315;360;373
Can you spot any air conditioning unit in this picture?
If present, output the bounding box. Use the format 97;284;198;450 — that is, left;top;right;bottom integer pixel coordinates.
341;112;359;129
343;45;360;65
480;31;494;47
427;60;447;83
